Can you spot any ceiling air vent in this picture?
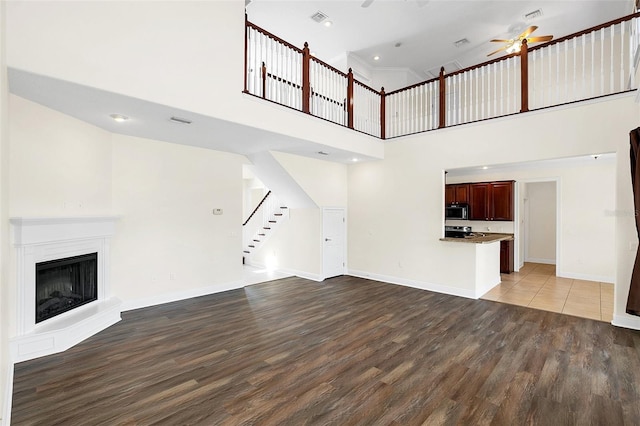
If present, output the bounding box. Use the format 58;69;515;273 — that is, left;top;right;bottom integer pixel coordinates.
170;116;192;125
454;38;470;48
425;61;462;79
524;9;543;20
310;11;329;23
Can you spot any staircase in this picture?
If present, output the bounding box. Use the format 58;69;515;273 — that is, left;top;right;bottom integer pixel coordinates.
242;190;289;262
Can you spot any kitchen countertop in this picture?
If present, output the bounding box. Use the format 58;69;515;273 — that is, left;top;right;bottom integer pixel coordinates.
440;232;514;244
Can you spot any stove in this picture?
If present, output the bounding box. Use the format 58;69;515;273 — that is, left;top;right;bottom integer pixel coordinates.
445;225;473;238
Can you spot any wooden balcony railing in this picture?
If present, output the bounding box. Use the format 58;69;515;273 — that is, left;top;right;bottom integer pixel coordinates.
244;12;640;140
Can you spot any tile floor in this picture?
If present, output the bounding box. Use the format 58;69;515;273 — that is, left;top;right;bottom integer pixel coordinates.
481;262;614;322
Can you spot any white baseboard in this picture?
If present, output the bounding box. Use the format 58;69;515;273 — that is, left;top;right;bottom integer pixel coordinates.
348;269;477;299
557;271;614;283
245;260;323;283
121;280;244;312
525;257;556;265
612;313;640;330
2;361;14;426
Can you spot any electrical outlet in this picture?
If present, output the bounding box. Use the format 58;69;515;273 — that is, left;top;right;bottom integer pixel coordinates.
212;208;223;215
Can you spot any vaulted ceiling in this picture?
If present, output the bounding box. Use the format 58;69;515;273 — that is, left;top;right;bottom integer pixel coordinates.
247;0;634;89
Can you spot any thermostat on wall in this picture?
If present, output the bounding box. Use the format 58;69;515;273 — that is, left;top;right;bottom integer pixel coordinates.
213;208;223;215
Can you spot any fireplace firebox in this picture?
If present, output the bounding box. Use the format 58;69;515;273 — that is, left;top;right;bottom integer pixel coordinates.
35;253;98;323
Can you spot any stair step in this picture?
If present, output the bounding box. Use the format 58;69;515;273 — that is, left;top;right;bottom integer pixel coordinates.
258;233;266;236
280;207;288;209
263;227;271;230
274;214;283;216
248;245;255;248
268;220;276;223
243;250;250;254
253;239;260;242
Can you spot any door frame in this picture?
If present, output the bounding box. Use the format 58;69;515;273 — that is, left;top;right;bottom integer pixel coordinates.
518;178;561;270
322;207;347;280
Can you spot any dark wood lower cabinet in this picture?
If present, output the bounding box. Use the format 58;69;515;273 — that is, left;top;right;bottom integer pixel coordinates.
500;239;514;274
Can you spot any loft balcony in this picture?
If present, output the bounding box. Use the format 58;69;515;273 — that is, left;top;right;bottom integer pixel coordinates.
244;12;640;139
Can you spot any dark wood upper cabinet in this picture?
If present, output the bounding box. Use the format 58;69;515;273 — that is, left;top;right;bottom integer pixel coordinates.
491;181;514;221
445;184;470;205
469;183;491;220
467;181;514;221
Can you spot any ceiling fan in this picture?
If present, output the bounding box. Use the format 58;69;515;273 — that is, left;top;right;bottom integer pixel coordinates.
361;0;429;8
487;25;553;56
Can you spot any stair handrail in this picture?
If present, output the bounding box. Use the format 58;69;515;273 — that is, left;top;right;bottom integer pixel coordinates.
243;190;271;226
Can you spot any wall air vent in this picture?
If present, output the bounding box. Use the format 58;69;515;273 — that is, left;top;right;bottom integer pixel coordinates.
170;116;192;125
310;11;328;23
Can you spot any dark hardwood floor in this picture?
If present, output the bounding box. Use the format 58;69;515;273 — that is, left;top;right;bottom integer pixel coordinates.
11;275;640;425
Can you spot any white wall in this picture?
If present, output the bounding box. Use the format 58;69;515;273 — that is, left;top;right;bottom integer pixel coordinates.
111;134;244;307
5;1;384;161
526;182;557;264
9;96;112;216
251;208;323;279
446;157;616;281
8;95;245;314
348;95;637;316
250;152;348;279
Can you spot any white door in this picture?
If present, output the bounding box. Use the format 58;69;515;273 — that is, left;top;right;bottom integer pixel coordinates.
323;208;346;279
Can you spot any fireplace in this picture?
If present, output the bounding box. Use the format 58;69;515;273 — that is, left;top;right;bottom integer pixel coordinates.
10;216;122;362
36;252;98;323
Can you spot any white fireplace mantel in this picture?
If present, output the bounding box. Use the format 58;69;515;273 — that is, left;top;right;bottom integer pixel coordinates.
9;216;122;362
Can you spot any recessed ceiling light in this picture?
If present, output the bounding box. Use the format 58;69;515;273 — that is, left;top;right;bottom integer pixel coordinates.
324;20;333;27
373;55;380;61
109;114;129;122
482;166;489;170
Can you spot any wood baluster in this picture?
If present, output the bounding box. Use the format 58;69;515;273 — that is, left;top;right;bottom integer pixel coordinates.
438;67;446;129
261;61;267;99
520;38;529;113
302;42;311;114
380;87;386;139
244;14;249;94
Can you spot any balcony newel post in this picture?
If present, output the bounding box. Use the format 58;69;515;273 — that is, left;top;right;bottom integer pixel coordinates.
347;68;354;129
261;61;267;99
244;13;248;94
302;42;311;114
520;38;529;113
380;87;386;139
438;67;446;129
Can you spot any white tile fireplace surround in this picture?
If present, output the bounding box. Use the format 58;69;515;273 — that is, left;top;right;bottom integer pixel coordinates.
9;216;122;362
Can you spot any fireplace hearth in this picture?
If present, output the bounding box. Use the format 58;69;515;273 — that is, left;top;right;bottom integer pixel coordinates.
36;252;98;323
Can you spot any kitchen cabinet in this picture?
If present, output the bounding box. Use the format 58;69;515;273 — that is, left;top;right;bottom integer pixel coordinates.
500;239;514;273
445;184;470;204
468;181;514;221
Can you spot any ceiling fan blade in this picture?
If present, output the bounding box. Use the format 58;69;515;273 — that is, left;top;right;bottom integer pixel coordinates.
490;39;513;43
487;45;510;57
361;0;374;7
527;35;553;43
519;25;538;40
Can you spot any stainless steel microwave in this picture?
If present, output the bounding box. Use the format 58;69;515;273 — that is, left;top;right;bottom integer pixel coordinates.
445;204;469;220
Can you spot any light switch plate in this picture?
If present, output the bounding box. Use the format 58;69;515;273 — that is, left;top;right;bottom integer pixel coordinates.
213;208;223;215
